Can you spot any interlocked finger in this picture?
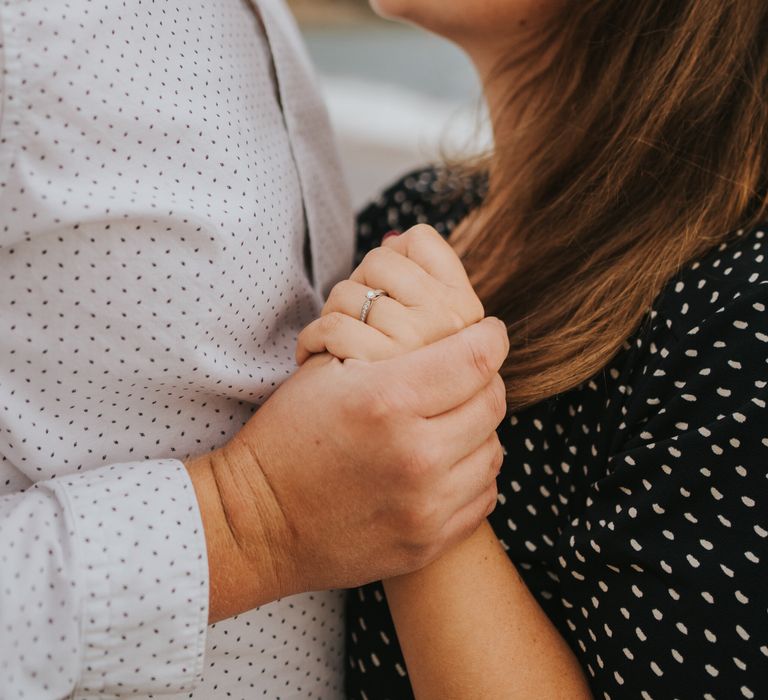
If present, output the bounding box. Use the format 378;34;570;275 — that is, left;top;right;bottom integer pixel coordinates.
324;279;406;337
296;312;400;365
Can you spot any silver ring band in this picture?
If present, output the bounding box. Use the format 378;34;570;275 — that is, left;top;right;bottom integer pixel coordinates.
360;289;388;324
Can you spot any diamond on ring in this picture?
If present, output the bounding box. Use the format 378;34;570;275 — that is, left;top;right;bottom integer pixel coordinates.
360;289;388;324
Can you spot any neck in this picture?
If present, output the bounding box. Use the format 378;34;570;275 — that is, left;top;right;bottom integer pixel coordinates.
448;32;562;250
479;27;561;171
463;30;561;198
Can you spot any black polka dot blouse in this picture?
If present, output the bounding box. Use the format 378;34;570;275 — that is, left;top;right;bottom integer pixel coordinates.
0;1;352;698
347;168;768;700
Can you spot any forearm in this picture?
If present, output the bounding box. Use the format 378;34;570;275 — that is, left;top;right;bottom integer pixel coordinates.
383;521;592;700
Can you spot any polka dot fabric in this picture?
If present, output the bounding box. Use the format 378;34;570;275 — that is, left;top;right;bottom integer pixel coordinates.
0;1;352;698
347;168;768;700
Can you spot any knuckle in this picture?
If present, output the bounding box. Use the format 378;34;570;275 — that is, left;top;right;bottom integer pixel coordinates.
444;308;468;335
462;332;494;379
363;388;396;423
484;440;504;480
449;288;484;326
407;223;440;241
320;311;346;336
353;363;424;422
323;281;348;313
406;225;446;263
478;438;503;480
295;323;310;345
494;440;505;471
487;487;500;515
404;499;432;532
400;542;433;572
405;313;438;345
404;443;441;483
402;325;429;351
489;374;508;421
400;497;442;544
362;246;389;271
361;248;378;266
466;296;485;324
353;371;401;423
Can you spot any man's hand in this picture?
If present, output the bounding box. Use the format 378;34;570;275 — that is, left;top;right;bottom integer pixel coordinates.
188;315;509;621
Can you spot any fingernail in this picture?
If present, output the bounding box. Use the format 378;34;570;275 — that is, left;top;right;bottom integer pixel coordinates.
382;230;401;242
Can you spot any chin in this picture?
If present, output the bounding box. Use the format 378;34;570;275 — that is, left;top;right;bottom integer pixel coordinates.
370;0;418;22
370;0;463;42
370;1;566;45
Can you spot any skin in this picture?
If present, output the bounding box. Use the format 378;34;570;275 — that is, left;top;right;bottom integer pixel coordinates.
296;1;591;696
186;0;520;620
309;227;591;699
187;1;584;690
297;225;485;364
186;249;509;623
372;0;565;79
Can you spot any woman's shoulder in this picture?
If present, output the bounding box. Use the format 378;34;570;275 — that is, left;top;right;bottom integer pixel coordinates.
601;224;768;450
506;224;768;453
355;166;486;261
653;225;768;339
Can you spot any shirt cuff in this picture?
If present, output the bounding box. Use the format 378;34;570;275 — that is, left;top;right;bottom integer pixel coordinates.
47;459;209;697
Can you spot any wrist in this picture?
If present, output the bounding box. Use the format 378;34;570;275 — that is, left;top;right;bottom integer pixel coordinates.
186;442;296;622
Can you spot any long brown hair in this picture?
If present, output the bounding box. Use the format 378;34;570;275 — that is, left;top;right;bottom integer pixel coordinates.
452;1;768;411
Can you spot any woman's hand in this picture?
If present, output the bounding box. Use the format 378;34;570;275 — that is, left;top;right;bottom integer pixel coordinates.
296;225;487;364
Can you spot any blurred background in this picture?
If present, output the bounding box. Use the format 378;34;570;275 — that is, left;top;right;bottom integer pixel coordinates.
287;0;490;208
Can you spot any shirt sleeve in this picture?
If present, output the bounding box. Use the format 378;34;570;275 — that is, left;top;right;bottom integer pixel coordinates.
0;459;209;698
561;284;768;699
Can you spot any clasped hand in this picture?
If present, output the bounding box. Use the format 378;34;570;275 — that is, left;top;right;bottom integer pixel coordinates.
291;224;508;573
201;225;509;620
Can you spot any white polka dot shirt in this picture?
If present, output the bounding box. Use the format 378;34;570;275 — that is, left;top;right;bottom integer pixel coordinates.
0;1;353;698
